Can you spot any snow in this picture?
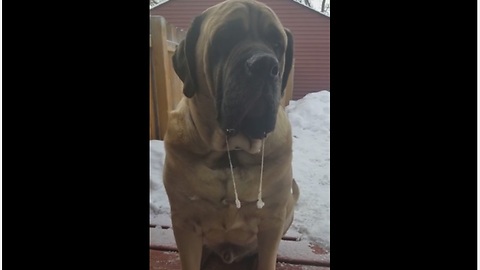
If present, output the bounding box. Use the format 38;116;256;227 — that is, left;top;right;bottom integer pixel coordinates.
150;90;330;249
295;0;330;17
149;140;169;216
286;90;330;249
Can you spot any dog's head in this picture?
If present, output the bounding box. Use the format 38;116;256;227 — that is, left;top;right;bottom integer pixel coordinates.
173;0;294;140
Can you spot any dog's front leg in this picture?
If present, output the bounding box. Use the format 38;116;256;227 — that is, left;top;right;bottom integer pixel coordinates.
256;220;285;270
171;221;203;270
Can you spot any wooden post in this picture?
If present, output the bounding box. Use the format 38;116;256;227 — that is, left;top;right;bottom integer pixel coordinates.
167;42;184;112
150;16;172;140
150;51;158;140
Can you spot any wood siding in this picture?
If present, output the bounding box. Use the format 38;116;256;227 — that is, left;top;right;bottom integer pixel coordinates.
151;0;329;100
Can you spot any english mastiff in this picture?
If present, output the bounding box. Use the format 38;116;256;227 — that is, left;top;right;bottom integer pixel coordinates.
163;0;299;269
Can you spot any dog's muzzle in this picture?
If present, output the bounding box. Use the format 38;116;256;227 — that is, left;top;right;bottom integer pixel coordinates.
245;53;280;80
219;51;281;140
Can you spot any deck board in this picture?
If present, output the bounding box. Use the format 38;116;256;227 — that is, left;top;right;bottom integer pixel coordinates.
150;217;330;269
150;250;330;270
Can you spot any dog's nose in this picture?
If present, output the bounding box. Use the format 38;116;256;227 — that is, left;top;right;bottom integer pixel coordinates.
245;53;279;79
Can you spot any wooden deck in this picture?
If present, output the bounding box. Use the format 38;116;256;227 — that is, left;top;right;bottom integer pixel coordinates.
150;214;330;270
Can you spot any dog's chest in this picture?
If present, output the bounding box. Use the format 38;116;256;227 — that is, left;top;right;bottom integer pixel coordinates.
194;152;263;203
173;152;267;245
192;154;263;246
201;204;260;247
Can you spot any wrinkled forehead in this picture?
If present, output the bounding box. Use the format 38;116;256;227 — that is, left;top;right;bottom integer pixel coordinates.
199;1;286;41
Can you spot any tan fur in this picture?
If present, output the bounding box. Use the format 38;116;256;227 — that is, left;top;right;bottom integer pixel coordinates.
163;1;299;269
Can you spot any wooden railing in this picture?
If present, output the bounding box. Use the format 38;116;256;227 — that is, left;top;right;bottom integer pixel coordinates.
150;16;185;140
150;16;293;140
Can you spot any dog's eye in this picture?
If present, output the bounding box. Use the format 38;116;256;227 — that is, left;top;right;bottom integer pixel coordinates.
272;42;283;54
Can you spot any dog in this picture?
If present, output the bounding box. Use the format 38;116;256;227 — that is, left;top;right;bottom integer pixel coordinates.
163;0;298;269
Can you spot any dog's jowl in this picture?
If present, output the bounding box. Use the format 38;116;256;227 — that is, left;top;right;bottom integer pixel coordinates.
163;1;299;269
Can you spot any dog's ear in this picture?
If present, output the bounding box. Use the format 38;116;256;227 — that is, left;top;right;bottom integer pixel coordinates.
281;28;294;96
172;14;204;98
